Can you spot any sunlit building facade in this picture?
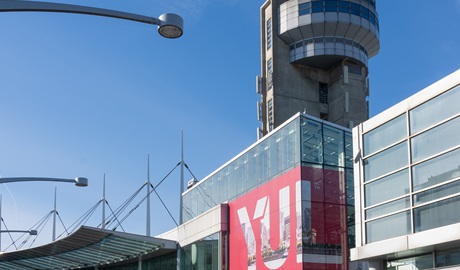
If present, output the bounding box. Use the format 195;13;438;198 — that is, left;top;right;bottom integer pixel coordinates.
351;70;460;270
174;113;354;269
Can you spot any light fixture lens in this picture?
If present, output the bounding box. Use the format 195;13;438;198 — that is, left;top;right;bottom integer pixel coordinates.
158;25;183;39
75;177;88;187
158;13;183;39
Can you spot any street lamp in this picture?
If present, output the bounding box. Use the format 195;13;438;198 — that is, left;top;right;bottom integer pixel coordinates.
0;177;86;250
0;230;37;235
0;0;184;38
0;177;88;187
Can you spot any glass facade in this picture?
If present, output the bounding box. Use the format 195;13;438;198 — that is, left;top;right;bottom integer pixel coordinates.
298;1;379;30
284;0;379;65
95;252;177;270
183;114;354;223
289;37;369;66
360;83;460;244
386;248;460;270
181;114;355;270
181;233;220;270
182;117;300;223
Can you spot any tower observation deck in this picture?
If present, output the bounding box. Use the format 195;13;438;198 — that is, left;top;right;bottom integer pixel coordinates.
257;0;380;137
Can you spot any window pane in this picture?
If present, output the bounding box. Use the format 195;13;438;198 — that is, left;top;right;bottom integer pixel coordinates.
414;180;460;206
366;197;410;220
364;142;408;181
269;131;281;178
345;133;353;168
346;168;354;206
410;84;460;134
227;163;237;201
281;120;298;171
366;211;410;243
412;148;460;191
365;170;409;207
363;114;407;156
236;155;247;197
411;116;460;162
323;126;344;167
219;168;228;202
257;141;269;184
247;149;257;190
211;174;220;205
387;255;434;270
437;247;460;268
414;195;460;232
301;118;323;164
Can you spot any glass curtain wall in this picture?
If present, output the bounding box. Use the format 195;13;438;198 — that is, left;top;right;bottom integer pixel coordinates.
361;84;460;243
386;247;460;270
182;118;300;222
300;117;355;255
181;233;220;270
182;115;354;223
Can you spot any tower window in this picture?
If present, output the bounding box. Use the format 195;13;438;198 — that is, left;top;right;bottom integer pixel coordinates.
267;58;273;74
268;99;273;131
319;83;328;104
267;58;273;90
267;18;272;50
347;65;362;75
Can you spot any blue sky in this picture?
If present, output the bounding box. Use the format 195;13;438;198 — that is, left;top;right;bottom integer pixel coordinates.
0;0;459;250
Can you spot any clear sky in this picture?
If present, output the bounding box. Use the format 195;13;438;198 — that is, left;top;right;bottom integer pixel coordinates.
0;0;459;250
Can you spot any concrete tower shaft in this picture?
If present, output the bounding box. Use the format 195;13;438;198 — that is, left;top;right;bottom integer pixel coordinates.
257;0;380;138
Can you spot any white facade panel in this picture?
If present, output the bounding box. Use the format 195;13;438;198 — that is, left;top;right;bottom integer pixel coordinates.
352;69;460;269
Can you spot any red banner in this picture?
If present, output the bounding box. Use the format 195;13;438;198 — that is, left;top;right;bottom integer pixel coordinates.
228;166;348;270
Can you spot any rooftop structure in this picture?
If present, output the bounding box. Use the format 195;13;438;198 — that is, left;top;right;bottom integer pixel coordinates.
257;0;380;136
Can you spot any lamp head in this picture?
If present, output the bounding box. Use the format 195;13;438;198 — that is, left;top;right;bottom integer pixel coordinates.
75;177;88;187
158;13;183;39
29;230;38;236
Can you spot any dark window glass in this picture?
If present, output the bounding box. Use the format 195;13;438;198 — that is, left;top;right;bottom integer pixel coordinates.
437;248;460;268
338;1;348;8
338;6;349;13
299;2;311;9
350;8;360;16
299;8;311;16
350;3;360;15
319;83;328;104
299;3;312;15
312;0;324;12
369;12;375;24
312;1;323;7
312;7;324;13
315;37;324;43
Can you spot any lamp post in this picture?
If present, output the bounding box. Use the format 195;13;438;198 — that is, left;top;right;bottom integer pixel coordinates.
0;0;184;39
0;230;37;252
0;230;37;235
0;177;87;251
0;177;88;186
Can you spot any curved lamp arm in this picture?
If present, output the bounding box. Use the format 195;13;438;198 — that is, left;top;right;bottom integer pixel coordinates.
0;0;183;38
0;230;37;235
0;177;88;187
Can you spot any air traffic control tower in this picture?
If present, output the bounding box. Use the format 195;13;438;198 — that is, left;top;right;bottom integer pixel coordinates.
257;0;380;137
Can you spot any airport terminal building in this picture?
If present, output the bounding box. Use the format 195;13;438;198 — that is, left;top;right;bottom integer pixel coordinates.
351;70;460;270
168;112;355;269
